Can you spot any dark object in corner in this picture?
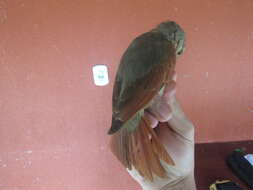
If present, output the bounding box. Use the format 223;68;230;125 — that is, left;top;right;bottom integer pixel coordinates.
227;150;253;190
210;180;243;190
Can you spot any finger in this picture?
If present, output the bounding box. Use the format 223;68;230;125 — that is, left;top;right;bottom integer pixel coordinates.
144;111;158;128
163;81;176;102
147;102;172;122
162;71;176;98
167;100;195;142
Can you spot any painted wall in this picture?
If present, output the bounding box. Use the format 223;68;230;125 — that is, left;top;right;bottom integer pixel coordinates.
0;0;252;189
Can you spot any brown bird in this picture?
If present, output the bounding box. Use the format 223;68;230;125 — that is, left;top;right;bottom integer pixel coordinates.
108;21;186;181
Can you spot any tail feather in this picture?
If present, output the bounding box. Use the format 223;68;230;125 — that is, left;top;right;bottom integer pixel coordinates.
143;117;174;165
135;124;153;180
110;116;174;181
139;120;167;178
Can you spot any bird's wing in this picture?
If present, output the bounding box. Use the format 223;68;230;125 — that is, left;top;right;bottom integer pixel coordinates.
112;32;176;127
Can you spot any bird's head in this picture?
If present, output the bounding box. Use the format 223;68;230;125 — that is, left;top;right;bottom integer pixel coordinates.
156;21;185;57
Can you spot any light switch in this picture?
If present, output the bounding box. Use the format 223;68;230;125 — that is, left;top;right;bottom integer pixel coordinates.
92;65;109;86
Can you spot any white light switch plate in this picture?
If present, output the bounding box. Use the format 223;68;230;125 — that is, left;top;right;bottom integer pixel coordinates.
92;65;109;86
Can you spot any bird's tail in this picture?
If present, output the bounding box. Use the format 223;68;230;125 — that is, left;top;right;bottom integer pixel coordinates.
110;116;174;181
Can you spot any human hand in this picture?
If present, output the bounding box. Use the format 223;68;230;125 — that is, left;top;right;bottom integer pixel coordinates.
127;72;196;190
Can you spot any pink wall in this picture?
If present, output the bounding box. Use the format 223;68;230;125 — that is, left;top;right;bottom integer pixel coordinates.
0;0;252;189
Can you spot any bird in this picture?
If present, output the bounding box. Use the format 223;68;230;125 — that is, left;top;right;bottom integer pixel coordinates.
108;21;186;181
